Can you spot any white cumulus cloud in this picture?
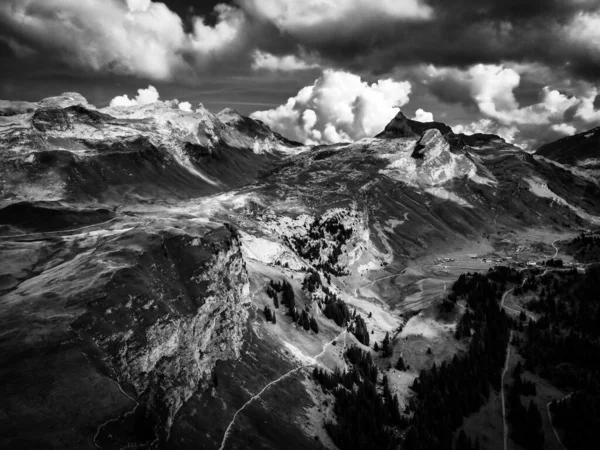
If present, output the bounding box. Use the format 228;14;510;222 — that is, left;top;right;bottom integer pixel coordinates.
251;69;411;144
423;63;600;148
412;108;434;122
426;64;583;127
452;119;519;144
251;50;318;72
109;85;160;107
551;123;577;136
178;101;192;112
0;0;249;81
126;0;151;12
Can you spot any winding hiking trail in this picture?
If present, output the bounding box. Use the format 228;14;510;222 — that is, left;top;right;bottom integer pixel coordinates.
552;239;560;259
359;271;404;292
547;394;572;450
93;375;139;448
218;329;347;450
500;287;516;450
501;330;513;450
502;304;536;321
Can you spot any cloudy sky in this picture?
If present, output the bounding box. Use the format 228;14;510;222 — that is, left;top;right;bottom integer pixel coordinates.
2;0;600;148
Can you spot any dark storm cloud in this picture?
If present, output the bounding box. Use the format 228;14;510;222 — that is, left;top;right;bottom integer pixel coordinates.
247;0;600;81
2;0;600;82
1;0;600;149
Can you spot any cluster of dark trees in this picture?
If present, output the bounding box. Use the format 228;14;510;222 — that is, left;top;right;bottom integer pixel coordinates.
352;314;370;346
263;305;276;323
514;265;600;450
302;268;322;293
506;362;543;450
405;270;513;450
266;279;317;332
514;275;538;296
314;267;517;450
374;332;393;357
565;232;600;263
454;311;474;340
297;309;319;333
512;362;537;395
286;215;352;276
266;281;280;308
502;264;600;449
313;345;406;450
544;258;563;267
395;355;407;371
455;430;481;450
549;390;600;449
486;266;523;285
301;266;371;343
507;397;544;450
323;293;351;327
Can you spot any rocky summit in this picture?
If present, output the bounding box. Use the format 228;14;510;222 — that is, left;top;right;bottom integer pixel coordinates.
1;93;600;450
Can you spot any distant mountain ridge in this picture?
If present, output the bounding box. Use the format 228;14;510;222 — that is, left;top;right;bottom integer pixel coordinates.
2;91;600;450
0;92;304;207
376;111;453;139
536;126;600;181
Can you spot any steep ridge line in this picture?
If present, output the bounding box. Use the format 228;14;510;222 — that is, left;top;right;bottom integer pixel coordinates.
218;328;347;450
0;217;119;239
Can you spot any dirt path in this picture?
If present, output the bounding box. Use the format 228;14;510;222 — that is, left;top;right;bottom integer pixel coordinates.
502;304;536;321
552;239;560;259
218;329;347;450
501;330;513;450
93;374;139;448
499;286;516;450
359;271;404;291
546;394;572;450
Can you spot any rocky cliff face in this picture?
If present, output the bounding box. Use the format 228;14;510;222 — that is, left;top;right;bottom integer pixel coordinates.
413;129;476;186
71;226;251;447
376;111;452;139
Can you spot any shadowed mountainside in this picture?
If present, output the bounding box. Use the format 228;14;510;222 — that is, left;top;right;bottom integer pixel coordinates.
1;94;599;450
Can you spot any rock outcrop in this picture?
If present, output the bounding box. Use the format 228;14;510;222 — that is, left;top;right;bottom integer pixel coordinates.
376;111;452;139
413;129;476;185
73;226;251;446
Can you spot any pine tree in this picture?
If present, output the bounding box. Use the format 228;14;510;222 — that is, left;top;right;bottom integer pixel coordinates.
395;356;406;371
382;332;392;357
302;311;310;331
263;305;272;322
310;316;319;333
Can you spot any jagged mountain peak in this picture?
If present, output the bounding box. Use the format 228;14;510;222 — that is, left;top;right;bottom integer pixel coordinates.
376;110;453;139
39;92;91;109
216;107;243;122
3;88;600;450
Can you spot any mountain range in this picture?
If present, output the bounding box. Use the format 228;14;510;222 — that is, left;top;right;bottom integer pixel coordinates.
1;93;599;450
